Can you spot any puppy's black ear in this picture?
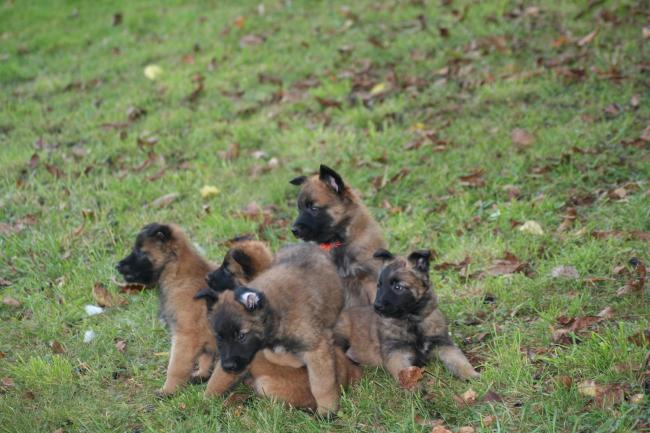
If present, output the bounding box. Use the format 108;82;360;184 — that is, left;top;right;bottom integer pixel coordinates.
234;287;265;311
319;165;345;194
231;249;255;280
407;250;432;273
289;176;307;186
143;223;172;242
373;249;394;261
194;287;220;310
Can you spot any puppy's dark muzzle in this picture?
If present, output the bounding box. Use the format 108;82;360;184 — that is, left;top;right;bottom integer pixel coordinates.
221;358;247;374
291;224;305;239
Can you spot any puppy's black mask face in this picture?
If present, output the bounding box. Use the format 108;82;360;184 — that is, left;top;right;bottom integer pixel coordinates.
373;263;423;318
116;248;156;284
291;196;341;243
213;315;264;374
116;223;171;285
372;250;433;318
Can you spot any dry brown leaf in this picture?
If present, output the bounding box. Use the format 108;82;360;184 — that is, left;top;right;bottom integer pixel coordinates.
597;306;615;319
556;375;573;388
511;128;535;147
616;257;646;296
239;34;265;47
552;315;603;344
577;380;627;408
482;252;531;277
218;142;240;161
557;207;577;232
92;282;125;308
115;339;127;353
551;265;579;279
577;30;597;47
0;278;10;287
628;329;650;346
2;296;21;307
458;427;475;433
459;169;485;187
482;415;496;427
1;376;15;388
50;341;65;354
117;282;149;295
398;366;424;390
148;192;180;209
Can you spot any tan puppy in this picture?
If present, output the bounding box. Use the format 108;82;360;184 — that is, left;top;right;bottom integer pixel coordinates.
116;223;216;395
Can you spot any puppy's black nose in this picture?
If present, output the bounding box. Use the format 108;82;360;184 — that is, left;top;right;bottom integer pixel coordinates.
221;359;239;372
116;261;129;273
373;301;385;313
291;225;301;238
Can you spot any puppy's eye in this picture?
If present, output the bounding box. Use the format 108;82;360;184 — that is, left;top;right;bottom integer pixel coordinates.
393;282;407;292
216;333;223;342
237;331;248;342
309;204;319;212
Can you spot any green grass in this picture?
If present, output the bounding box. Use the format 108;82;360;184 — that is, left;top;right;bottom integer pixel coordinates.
1;0;649;431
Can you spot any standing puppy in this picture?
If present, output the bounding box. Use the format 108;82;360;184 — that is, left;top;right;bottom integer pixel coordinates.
198;241;361;410
336;249;479;383
116;223;216;395
290;165;386;307
203;243;345;415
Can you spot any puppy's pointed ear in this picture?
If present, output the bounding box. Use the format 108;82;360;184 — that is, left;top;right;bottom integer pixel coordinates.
319;165;345;194
194;287;220;310
234;287;265;311
289;176;307;186
231;249;255;280
143;223;172;242
373;249;394;262
407;250;432;273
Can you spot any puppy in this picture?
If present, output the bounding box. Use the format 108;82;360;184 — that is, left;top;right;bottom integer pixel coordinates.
290;164;386;307
335;249;479;384
116;223;216;395
202;243;346;415
199;238;361;410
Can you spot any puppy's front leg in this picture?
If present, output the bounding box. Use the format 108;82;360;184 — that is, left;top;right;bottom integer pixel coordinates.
383;349;415;383
193;350;215;380
204;361;244;397
159;335;201;395
435;344;480;380
302;338;339;416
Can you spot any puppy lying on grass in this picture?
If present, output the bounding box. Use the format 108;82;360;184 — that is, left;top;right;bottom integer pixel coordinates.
335;249;479;385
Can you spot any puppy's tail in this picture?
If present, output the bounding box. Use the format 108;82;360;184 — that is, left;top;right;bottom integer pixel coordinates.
435;344;480;380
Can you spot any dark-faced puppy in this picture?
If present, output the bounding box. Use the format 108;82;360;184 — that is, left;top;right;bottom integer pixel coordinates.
203;243;345;415
116;223;216;395
197;240;361;410
290;165;386;307
335;249;479;384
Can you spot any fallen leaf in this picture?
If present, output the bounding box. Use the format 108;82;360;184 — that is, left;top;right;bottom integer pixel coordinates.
519;220;544;235
0;278;11;287
113;12;122;26
511;128;535;147
555;375;573;388
218;142;240;161
482;415;496;427
557;207;577;232
481;389;503;403
315;96;342;109
50;341;65;354
551;265;579;279
2;296;21;307
458;427;475;433
117;282;149;295
234;15;246;29
577;30;597;47
482;252;531;277
398;366;424;390
200;185;220;199
577;380;626;408
1;377;15;388
144;65;163;80
459;169;485;187
92;282;121;308
552;315;603;344
431;426;454;433
597;306;615;319
149;192;180;209
616;257;646;296
115;339;127;353
239;34;265;47
628;329;650;346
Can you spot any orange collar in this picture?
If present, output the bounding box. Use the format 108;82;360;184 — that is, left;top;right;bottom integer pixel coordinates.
319;241;343;252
